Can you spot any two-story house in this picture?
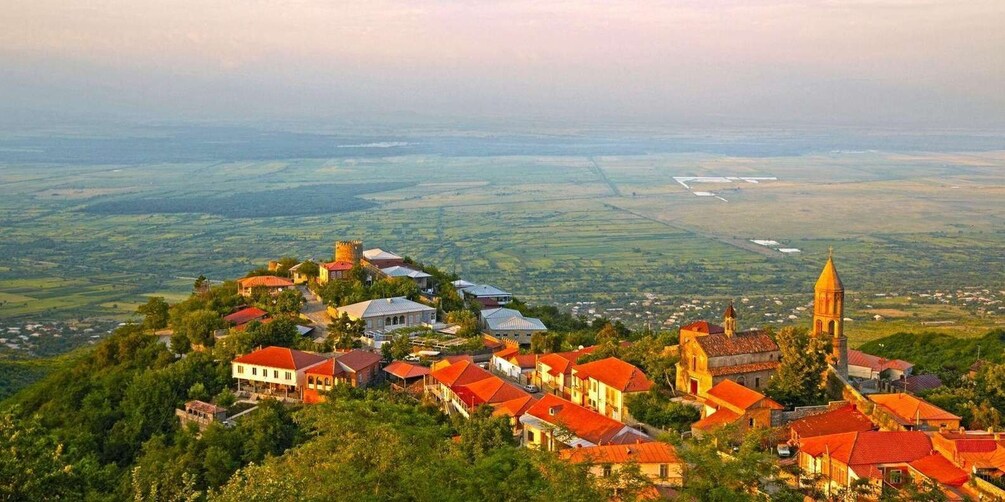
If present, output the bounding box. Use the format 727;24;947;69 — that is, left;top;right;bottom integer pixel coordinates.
231;346;328;400
332;297;437;349
691;379;783;436
520;394;648;451
302;350;383;403
569;357;653;422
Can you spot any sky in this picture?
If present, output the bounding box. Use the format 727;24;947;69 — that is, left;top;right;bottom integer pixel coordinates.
2;0;1004;130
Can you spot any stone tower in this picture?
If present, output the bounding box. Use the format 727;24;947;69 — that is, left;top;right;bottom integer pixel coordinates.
813;250;848;378
334;240;362;266
723;302;737;337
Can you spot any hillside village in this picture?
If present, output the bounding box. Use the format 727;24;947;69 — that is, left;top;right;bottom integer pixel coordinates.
156;240;1005;501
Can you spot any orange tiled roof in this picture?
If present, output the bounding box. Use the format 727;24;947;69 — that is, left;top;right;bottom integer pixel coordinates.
800;431;932;467
706;380;783;412
233;346;327;371
538;353;576;376
455;376;529;406
304;358;344;377
513;354;538;369
789;405;875;440
224;307;268;324
691;408;741;431
868;393;961;423
694;331;778;358
572;357;653;393
429;360;493;387
708;361;780;377
233;317;274;332
383;361;430;379
238;276;294;288
525;394;643;446
909;454;969;487
561;441;679;465
494;347;520;360
492;395;537;418
681;321;725;334
322;261;354;271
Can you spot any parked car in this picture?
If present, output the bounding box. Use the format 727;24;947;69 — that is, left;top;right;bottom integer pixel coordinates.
776;444;792;458
523;384;539;393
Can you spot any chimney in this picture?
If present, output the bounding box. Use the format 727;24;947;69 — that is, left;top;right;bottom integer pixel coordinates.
549;407;558;416
626;447;633;455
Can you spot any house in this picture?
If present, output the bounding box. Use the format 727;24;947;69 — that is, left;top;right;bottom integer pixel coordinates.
847;349;914;380
692;380;783;435
675;305;780;397
560;442;683;488
520;394;648;451
534;347;596;399
231;346;328;400
788;405;876;445
302;350;383;403
362;248;405;268
569;357;653;422
480;307;547;345
797;431;946;497
319;261;354;284
491;346;537;383
460;284;512;305
931;429;1005;480
868;393;961;430
288;262;312;284
223;307;269;326
332;297;437;349
237;276;294;297
380;266;432;290
383;361;431;393
425;360;534;423
176;400;229;430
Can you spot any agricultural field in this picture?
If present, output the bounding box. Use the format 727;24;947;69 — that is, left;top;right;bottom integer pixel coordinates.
0;129;1003;347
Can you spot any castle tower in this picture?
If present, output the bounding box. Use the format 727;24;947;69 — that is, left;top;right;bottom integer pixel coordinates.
723;302;736;337
334;240;362;266
813;249;848;378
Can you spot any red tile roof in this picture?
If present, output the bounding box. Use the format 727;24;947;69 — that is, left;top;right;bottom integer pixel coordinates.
868;393;961;423
706;380;783;413
304;358;345;377
893;374;943;394
789;405;875;440
848;349;914;373
383;361;430;379
224;307;268;325
429;360;493;387
513;354;538;369
800;431;933;468
538;347;595;376
695;331;778;358
233;317;274;332
572;357;653;393
493;395;537;418
525;394;644;446
494;347;520;360
454;376;530;408
233;346;327;371
238;276;294;288
561;441;679;465
708;361;780;377
681;321;725;335
909;454;969;487
322;261;354;271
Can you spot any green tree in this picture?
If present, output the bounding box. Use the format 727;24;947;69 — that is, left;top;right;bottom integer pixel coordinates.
764;327;829;407
178;309;223;347
328;313;364;351
384;333;413;361
625;390;700;432
296;261;320;280
273;289;305;317
0;410;82;500
138;297;170;331
454;406;515;463
446;309;480;337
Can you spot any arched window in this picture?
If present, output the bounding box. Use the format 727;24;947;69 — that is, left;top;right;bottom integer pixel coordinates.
325;377;331;387
399;315;405;325
386;317;392;325
736;376;746;387
828;320;837;334
815;320;823;334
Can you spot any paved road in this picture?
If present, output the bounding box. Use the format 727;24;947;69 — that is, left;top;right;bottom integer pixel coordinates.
298;286;330;338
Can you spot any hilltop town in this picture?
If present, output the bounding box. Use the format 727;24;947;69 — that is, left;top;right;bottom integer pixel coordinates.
80;238;997;501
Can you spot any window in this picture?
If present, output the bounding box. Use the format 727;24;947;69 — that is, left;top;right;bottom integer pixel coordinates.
889;470;902;484
755;377;761;388
527;430;535;443
237;365;244;374
748;418;755;428
273;370;279;379
602;465;612;478
285;371;292;381
386;317;391;325
691;356;696;369
308;376;315;388
252;367;257;376
659;464;669;479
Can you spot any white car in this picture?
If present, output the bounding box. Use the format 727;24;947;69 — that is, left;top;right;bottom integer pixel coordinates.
776;444;792;458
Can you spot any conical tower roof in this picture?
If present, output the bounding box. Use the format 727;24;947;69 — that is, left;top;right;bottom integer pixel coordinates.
724;302;736;319
815;253;844;291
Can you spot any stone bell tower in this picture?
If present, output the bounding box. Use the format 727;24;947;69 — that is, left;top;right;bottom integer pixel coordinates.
723;302;737;337
813;249;848;378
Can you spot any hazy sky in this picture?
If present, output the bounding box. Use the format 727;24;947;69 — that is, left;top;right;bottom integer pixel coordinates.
2;0;1003;129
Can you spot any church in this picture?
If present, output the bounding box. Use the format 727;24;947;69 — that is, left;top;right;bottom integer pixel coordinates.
675;254;849;397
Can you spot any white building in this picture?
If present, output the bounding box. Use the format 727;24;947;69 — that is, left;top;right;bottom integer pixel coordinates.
480;307;546;345
380;266;432;290
334;297;437;348
231;346;328;400
461;284;513;305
